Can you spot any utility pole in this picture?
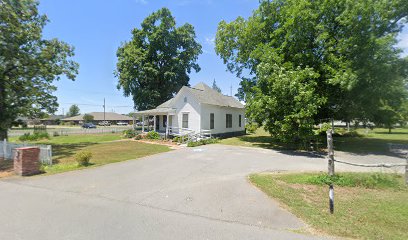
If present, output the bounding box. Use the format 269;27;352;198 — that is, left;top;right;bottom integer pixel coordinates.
103;98;106;123
230;84;232;96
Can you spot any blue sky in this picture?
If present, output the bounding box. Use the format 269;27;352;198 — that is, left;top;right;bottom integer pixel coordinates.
38;0;407;115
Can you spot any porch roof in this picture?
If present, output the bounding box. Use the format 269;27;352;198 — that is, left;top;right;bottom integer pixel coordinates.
134;107;176;115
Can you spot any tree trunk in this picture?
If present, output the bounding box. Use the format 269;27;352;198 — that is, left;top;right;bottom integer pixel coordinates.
0;78;9;140
388;126;391;134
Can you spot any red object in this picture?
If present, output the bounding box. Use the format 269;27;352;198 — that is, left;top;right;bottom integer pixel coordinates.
14;147;41;176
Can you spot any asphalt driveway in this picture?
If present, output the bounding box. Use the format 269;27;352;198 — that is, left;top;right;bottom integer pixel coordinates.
0;144;404;240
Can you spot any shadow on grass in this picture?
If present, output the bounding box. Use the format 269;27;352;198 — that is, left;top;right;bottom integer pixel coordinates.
230;132;408;158
51;142;98;164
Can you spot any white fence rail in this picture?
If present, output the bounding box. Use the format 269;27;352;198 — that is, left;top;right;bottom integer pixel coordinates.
0;139;52;165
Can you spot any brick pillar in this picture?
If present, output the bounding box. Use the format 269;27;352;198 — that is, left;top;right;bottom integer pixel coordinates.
14;147;41;176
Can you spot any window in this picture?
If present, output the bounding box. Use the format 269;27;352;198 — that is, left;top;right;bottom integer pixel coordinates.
182;113;189;128
169;115;172;126
210;113;214;129
226;114;232;128
239;115;242;127
184;97;187;103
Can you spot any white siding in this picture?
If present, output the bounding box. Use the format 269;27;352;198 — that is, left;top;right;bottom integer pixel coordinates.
200;104;245;135
173;89;201;132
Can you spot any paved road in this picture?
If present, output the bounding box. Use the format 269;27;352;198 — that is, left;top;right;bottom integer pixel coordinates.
0;144;405;240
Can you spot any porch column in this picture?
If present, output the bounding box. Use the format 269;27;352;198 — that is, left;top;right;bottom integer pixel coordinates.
142;114;144;132
153;115;156;132
165;113;169;139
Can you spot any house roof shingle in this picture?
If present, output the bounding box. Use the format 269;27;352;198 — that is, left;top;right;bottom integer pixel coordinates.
62;112;133;121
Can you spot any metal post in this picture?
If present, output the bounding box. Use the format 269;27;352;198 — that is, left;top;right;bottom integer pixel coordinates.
327;129;335;176
329;184;334;214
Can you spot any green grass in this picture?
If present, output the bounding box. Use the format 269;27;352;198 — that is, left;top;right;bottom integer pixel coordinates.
220;127;408;154
4;133;171;176
250;172;408;240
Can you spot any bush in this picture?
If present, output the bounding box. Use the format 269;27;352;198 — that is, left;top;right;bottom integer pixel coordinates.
19;132;50;141
74;151;92;166
245;122;258;134
187;138;220;147
123;129;136;138
315;123;332;136
134;134;144;140
146;131;160;140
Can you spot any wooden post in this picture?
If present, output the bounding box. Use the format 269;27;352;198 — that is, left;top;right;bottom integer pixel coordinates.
153;115;156;132
165;113;169;139
405;157;408;186
3;139;6;160
142;114;145;132
331;118;335;133
327;129;335;176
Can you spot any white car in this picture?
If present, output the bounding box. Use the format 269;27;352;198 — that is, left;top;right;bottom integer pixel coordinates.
116;122;128;126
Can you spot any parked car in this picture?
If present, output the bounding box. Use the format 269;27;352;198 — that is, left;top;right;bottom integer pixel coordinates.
136;121;144;126
82;123;96;129
117;121;128;126
99;121;111;126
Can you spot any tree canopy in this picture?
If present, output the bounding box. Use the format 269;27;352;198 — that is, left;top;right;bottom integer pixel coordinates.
216;0;408;141
83;114;94;123
115;8;202;111
212;79;222;93
0;0;79;139
67;104;80;117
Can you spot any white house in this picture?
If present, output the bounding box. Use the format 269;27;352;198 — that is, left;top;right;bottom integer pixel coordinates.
135;82;245;138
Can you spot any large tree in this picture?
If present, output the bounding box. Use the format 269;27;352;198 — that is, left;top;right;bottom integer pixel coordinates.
0;0;78;140
115;8;202;111
216;0;408;142
67;104;80;117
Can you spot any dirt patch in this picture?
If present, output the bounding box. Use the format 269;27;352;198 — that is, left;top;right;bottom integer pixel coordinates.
0;159;14;178
134;139;183;150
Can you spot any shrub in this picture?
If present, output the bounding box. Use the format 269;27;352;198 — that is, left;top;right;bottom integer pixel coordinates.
146;131;160;140
74;151;92;166
123;129;136;138
245;122;258;134
19;132;50;141
187;138;220;147
134;134;144;140
315;123;332;136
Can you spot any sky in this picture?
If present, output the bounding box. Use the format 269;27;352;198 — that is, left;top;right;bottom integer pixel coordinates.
38;0;408;115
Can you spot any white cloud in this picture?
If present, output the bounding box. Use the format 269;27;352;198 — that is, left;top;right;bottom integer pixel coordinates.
205;36;215;46
135;0;148;5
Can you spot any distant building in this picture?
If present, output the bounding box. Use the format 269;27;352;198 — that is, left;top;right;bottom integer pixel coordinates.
40;115;64;125
62;112;133;125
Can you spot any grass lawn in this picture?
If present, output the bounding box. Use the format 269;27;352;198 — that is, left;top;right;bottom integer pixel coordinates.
220;127;408;154
3;134;171;176
249;172;408;240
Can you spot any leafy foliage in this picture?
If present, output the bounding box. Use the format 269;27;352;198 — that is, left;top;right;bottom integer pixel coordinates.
74;151;92;166
82;114;94;123
187;138;219;147
67;104;80;117
19;132;50;141
0;0;79;140
211;79;222;93
145;131;160;140
215;0;408;141
115;8;202;110
122;129;137;138
247;63;325;143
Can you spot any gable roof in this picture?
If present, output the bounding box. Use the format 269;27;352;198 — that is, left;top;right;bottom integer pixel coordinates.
185;82;244;108
62;112;133;121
